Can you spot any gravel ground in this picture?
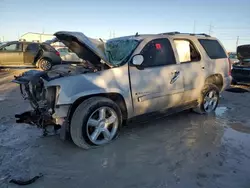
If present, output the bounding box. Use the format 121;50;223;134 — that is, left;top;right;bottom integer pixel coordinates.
0;69;250;188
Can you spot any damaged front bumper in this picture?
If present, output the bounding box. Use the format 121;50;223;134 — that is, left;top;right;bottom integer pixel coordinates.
12;70;72;139
15;104;71;138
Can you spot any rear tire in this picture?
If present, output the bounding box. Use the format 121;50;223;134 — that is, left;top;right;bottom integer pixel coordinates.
70;97;122;149
38;59;52;71
193;84;220;114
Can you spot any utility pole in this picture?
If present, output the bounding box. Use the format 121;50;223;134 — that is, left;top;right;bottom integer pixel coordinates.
208;22;213;35
236;36;239;48
193;20;196;33
109;31;112;39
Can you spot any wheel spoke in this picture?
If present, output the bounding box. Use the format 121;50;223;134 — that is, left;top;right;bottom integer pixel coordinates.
208;91;214;98
204;101;209;109
212;97;218;102
91;128;101;141
99;108;106;120
204;96;209;102
106;114;116;125
88;118;99;127
102;128;111;140
87;106;119;145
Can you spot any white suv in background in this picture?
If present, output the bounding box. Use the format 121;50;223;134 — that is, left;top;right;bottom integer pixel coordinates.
56;47;83;62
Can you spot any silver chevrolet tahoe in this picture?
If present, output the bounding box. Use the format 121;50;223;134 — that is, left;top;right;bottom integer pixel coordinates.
13;31;231;149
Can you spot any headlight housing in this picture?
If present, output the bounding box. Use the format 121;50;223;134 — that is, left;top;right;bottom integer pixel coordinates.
46;86;60;110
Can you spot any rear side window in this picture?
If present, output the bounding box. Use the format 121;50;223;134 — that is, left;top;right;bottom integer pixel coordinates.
41;44;57;52
26;43;39;52
174;39;201;63
199;39;227;59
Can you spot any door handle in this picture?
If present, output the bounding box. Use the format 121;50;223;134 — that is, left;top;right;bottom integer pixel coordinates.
171;70;180;75
170;70;180;84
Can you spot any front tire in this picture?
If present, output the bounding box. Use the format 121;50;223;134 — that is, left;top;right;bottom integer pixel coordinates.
70;97;122;149
193;84;219;114
38;59;52;71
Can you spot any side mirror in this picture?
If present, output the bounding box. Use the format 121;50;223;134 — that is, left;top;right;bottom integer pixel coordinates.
132;54;144;66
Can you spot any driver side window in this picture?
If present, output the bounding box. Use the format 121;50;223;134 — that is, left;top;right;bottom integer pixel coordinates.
1;43;22;51
140;38;176;68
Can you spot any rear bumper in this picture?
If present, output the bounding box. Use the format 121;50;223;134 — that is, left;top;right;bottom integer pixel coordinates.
222;76;232;91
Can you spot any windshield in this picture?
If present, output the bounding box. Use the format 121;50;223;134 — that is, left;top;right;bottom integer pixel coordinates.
105;39;139;66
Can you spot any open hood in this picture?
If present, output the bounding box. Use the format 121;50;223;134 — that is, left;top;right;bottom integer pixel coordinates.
237;45;250;60
53;31;112;67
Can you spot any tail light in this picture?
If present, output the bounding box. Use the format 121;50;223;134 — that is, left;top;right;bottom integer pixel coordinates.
228;58;232;76
55;51;60;56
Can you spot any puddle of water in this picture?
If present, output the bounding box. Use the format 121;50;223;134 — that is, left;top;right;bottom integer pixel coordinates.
0;96;6;101
228;122;250;134
215;107;228;116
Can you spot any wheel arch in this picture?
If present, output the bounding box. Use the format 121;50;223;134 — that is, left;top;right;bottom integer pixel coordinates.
205;74;223;91
68;93;128;124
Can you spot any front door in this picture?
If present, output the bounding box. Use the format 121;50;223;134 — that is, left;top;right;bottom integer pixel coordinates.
0;42;23;66
129;38;184;116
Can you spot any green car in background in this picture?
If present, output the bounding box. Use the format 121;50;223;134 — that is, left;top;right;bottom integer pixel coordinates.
0;40;62;71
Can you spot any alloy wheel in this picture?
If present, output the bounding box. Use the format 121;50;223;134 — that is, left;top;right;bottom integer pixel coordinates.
203;90;218;112
86;107;119;145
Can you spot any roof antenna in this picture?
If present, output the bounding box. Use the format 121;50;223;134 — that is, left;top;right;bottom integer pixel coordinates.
135;32;139;36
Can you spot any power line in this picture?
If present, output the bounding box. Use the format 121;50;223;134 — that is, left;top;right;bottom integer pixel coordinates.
214;27;250;30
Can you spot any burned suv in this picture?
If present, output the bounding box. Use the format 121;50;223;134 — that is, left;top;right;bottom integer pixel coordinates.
13;31;231;149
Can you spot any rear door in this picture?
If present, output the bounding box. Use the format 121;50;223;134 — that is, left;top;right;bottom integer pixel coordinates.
129;38;184;116
0;42;24;65
173;39;205;102
24;43;40;65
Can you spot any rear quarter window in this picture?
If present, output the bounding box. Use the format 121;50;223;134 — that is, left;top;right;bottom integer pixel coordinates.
198;39;227;59
41;44;57;52
26;43;39;52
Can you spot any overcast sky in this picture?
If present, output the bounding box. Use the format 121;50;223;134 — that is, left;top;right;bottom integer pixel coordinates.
0;0;250;51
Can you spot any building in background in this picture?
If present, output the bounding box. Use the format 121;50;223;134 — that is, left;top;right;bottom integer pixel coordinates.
20;32;54;42
20;32;64;47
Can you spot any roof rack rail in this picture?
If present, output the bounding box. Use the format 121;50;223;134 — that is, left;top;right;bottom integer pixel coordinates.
159;32;180;35
159;32;210;37
190;33;210;37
